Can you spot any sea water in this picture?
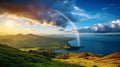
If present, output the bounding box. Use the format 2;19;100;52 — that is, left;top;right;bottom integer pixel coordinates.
54;33;120;55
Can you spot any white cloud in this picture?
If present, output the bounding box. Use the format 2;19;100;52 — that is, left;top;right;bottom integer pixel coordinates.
72;6;90;18
73;6;85;12
63;0;67;3
102;7;108;10
111;20;120;23
110;23;116;28
80;20;120;33
71;11;90;18
71;6;101;21
109;20;120;29
92;26;99;31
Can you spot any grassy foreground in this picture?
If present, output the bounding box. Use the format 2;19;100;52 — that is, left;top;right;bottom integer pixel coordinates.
0;44;83;67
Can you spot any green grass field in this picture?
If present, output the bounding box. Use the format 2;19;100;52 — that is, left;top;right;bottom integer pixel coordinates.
0;44;83;67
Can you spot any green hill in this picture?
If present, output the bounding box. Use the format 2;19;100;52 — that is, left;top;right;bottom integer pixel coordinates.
0;34;72;49
0;44;82;67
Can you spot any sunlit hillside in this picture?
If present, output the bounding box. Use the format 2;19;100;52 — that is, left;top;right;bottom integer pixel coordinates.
0;34;73;49
54;52;120;67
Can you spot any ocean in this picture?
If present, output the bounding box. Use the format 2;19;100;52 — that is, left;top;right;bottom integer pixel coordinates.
55;33;120;55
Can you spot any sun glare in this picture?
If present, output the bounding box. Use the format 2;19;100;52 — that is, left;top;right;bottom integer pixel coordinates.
5;20;15;27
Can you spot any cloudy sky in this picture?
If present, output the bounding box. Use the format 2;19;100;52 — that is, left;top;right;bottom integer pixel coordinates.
75;0;120;27
0;0;120;35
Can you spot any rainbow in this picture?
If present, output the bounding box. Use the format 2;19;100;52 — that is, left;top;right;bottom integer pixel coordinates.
52;9;80;46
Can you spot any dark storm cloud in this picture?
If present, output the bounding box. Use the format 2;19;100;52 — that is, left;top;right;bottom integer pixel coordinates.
0;0;80;27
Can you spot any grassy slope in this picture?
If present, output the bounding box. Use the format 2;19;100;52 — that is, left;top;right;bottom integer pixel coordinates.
0;34;72;49
0;44;82;67
55;52;120;67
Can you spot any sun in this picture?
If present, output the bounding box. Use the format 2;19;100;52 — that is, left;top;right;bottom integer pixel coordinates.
5;20;15;27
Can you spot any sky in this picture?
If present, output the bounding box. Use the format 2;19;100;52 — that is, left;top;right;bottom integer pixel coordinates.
0;0;120;35
75;0;120;27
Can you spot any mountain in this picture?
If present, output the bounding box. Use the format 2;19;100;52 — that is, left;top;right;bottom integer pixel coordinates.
0;34;73;49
